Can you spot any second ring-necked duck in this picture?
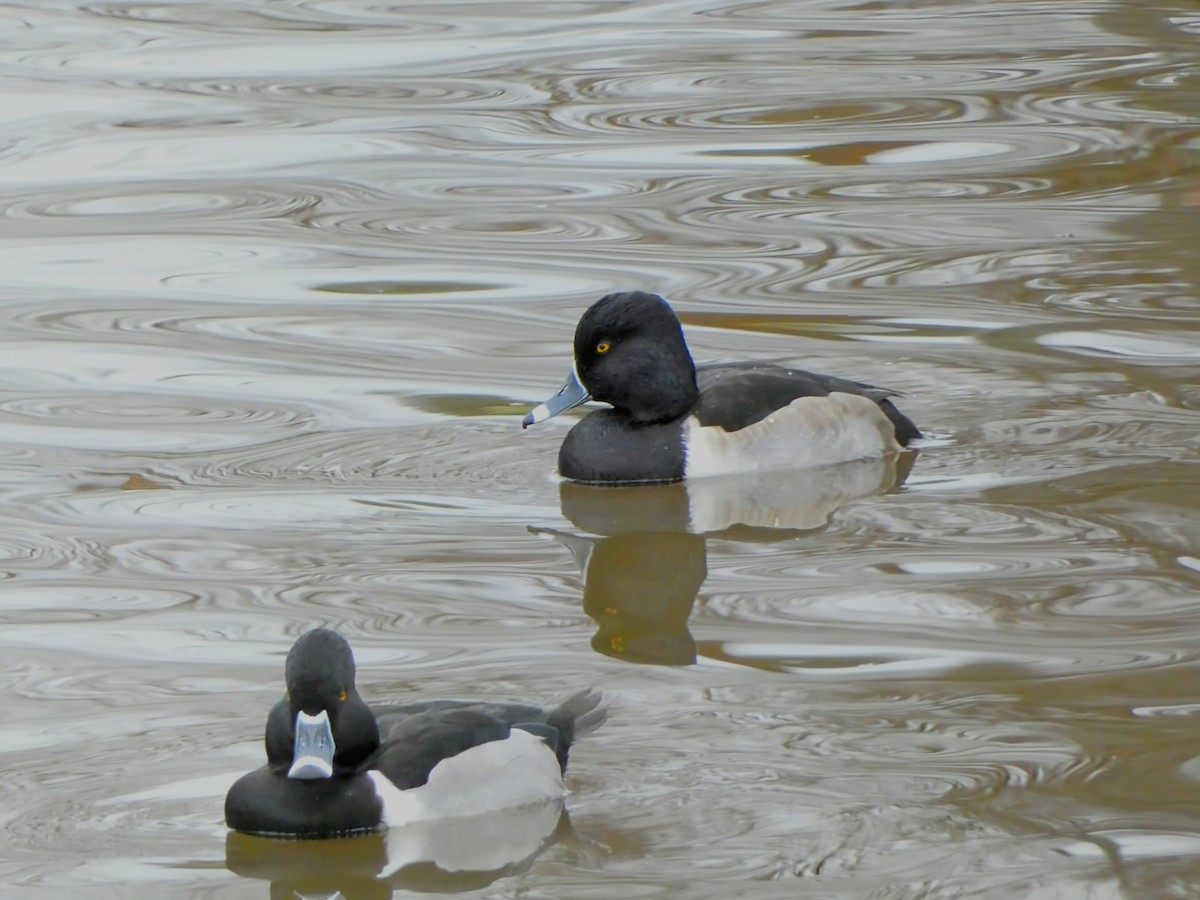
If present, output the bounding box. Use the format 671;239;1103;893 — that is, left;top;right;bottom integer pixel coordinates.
225;629;605;839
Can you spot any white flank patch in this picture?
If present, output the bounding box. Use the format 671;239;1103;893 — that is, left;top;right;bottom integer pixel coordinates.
684;392;901;480
368;729;565;829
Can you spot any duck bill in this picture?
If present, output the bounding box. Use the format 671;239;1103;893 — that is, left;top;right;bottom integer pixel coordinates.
522;364;589;428
288;710;335;780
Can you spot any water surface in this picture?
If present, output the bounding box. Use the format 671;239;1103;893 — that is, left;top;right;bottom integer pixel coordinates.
3;0;1200;897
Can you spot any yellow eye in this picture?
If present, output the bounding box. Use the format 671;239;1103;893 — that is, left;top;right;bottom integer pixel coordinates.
339;689;347;702
286;692;291;702
596;341;611;354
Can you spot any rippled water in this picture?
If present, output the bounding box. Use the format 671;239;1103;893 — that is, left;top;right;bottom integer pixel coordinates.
3;0;1200;897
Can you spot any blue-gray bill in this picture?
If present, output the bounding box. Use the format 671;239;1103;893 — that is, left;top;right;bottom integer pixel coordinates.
288;709;335;779
522;364;590;428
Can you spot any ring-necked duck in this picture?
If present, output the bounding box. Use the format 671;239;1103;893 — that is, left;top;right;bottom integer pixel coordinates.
522;291;921;484
225;629;605;839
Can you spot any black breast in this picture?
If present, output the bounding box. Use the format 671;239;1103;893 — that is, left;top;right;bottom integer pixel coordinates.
224;767;384;838
558;410;687;484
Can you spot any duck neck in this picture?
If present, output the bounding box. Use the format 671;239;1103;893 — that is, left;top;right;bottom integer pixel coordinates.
624;346;699;424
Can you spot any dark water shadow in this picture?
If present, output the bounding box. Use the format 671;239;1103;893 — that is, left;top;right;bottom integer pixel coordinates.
226;800;567;897
533;454;915;666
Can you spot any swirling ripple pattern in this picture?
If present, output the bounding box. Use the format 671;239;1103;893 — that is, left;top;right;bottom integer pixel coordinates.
2;0;1200;897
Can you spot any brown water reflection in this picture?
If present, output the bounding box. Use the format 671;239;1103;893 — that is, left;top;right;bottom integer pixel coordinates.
3;0;1200;897
536;457;913;665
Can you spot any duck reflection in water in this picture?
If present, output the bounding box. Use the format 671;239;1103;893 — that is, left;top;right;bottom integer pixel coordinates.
533;454;915;667
226;799;569;898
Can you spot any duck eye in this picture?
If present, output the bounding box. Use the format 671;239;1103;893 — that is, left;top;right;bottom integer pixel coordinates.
596;340;611;354
339;689;347;702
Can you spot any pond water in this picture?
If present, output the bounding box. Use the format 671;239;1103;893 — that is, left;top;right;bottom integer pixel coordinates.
3;0;1200;897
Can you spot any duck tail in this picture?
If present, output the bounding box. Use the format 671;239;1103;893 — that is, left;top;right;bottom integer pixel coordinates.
543;689;606;772
879;398;922;446
553;688;607;739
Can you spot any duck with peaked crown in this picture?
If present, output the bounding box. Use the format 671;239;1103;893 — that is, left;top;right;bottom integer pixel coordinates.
225;629;605;838
522;291;922;484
